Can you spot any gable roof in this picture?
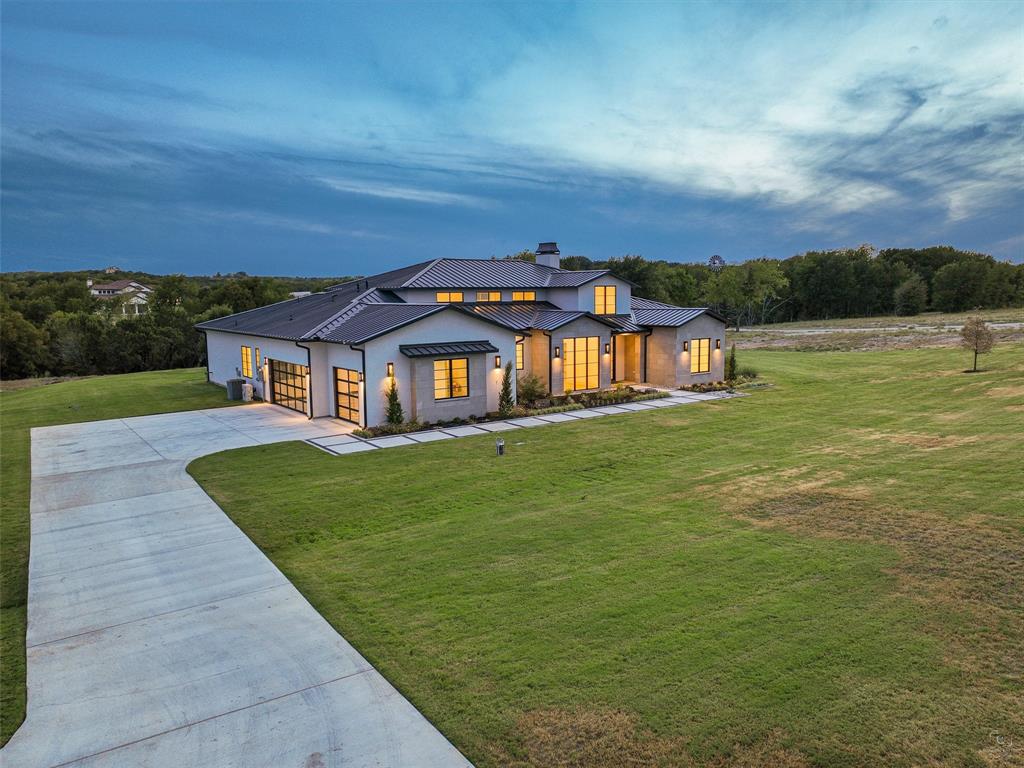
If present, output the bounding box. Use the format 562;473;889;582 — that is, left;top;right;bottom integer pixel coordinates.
467;301;620;332
91;279;151;291
629;297;726;327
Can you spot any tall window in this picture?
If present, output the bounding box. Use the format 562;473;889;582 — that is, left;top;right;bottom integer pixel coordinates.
435;291;463;302
241;346;253;377
434;358;469;399
512;291;536;302
690;338;710;373
254;347;261;371
476;291;501;302
515;338;524;370
594;285;617;314
563;336;599;392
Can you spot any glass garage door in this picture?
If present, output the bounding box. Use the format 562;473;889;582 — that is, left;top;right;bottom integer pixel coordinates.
334;367;360;424
269;359;308;414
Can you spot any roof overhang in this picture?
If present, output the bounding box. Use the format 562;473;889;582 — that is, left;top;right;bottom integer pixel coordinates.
400;340;499;358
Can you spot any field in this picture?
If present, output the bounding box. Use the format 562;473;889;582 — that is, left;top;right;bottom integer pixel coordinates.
189;347;1024;767
0;369;233;745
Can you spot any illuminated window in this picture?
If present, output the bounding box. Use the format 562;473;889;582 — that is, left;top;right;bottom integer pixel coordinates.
334;367;360;423
690;338;710;373
240;346;253;377
512;291;536;302
434;358;469;399
255;347;261;370
435;292;464;302
594;285;617;314
476;291;501;302
515;338;524;370
563;336;599;392
269;359;308;413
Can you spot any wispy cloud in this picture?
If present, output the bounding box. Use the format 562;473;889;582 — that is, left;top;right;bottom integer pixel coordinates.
315;177;491;208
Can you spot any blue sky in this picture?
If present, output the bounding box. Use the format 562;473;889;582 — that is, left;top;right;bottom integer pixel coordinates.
2;1;1022;275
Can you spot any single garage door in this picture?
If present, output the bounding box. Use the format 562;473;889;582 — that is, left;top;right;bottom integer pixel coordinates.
334;367;361;424
269;359;309;414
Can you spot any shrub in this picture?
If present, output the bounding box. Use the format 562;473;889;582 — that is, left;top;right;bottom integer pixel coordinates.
516;373;546;405
737;365;759;380
498;361;514;417
385;378;404;424
725;343;737;382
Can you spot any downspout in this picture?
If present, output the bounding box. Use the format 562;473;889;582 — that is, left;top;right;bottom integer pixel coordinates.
294;341;314;420
611;332;617;384
350;345;367;428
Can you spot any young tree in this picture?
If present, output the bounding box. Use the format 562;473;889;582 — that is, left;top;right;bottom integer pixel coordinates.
385;377;404;424
725;344;737;382
960;316;994;372
498;361;515;417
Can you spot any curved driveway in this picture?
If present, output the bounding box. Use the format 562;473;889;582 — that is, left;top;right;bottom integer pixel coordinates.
2;404;470;768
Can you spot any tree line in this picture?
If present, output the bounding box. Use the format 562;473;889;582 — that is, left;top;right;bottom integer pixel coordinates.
0;271;347;380
559;245;1023;329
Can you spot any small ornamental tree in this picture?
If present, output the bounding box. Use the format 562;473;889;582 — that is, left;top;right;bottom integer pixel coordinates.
385;377;404;423
960;316;994;372
498;361;514;417
725;343;737;382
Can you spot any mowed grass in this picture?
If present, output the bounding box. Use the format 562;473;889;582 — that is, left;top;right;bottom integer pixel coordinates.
191;347;1024;767
0;368;234;745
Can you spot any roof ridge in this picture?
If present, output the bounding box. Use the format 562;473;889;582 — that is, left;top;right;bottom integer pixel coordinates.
396;258;443;287
302;294;376;340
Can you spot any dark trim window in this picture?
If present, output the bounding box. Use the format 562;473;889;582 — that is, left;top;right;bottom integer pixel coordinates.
512;291;536;302
241;346;253;377
690;338;710;373
433;358;469;399
515;338;524;370
436;291;463;302
476;291;501;302
563;336;599;392
334;367;360;423
594;285;616;314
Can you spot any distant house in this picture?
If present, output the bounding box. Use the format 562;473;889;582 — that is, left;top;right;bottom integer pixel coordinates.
197;242;727;427
104;265;121;274
87;278;153;316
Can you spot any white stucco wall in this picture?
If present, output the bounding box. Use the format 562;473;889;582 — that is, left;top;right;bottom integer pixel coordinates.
544;316;614;395
205;330;313;413
359;308;517;426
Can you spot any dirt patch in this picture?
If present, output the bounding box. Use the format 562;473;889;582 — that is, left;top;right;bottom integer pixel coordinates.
734;329;1023;352
851;428;980;450
498;708;809;768
985;385;1024;400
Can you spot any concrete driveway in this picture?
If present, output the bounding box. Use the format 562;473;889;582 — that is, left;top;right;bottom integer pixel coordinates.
2;404;470;768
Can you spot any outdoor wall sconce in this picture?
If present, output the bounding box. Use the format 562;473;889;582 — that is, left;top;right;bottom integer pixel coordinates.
554;346;561;358
604;343;611;354
386;361;394;377
358;371;365;382
682;341;689;352
715;339;721;349
495;355;501;368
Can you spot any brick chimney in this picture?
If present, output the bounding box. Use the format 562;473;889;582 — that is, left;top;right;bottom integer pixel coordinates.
535;242;560;269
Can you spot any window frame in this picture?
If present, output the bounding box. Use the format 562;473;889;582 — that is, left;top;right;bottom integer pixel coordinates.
594;285;617;315
515;338;524;370
435;291;464;303
433;357;470;400
562;336;600;392
690;338;711;374
511;291;536;302
475;291;501;302
240;346;253;377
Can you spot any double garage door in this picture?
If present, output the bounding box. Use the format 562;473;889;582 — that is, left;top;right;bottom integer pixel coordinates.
269;360;309;414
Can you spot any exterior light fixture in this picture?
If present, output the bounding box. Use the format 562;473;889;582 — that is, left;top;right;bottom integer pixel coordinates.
495;355;501;368
386;361;394;377
715;339;721;349
554;346;561;358
358;371;365;383
683;341;689;352
604;342;611;354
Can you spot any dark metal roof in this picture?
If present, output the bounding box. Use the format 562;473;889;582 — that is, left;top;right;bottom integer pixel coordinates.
601;314;645;333
400;340;498;357
196;291;362;340
544;270;610;287
316;304;447;344
467;301;620;332
629;297;725;327
376;258;615;289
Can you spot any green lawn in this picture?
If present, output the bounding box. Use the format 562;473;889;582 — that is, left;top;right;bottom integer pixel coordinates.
0;368;233;745
190;348;1023;767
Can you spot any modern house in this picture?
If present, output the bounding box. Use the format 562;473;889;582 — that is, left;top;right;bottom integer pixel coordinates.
88;278;153;315
197;243;726;427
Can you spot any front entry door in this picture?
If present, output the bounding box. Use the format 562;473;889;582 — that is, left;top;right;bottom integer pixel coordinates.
334;367;361;424
269;359;309;414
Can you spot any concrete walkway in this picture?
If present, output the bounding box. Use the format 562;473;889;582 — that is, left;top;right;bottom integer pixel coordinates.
307;391;744;455
2;404;470;768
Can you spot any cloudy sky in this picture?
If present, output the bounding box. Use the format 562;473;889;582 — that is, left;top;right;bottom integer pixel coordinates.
2;1;1021;275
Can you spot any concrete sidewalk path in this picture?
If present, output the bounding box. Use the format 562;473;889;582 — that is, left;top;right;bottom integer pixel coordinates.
2;404;470;768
